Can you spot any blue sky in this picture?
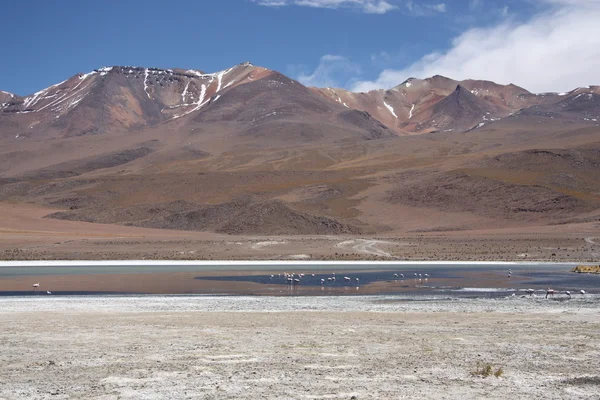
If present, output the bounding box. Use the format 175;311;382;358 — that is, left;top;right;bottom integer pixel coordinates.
1;0;598;95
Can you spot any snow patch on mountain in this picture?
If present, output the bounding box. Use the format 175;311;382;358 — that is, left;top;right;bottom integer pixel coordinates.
216;71;225;92
192;84;208;110
181;81;190;103
143;69;152;99
383;101;397;118
23;89;47;108
37;75;93;113
216;67;234;92
98;66;113;76
326;88;350;109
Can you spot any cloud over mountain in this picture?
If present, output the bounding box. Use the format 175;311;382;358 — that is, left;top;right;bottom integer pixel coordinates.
351;0;600;92
295;55;361;88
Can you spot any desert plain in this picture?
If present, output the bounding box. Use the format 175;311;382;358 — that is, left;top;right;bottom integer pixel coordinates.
1;202;599;262
1;296;599;400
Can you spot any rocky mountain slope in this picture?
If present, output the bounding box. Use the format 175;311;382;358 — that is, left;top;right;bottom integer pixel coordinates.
0;63;392;143
1;63;599;235
312;77;600;134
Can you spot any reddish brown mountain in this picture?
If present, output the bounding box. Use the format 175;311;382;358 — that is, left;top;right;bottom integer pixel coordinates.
1;63;599;235
1;63;266;139
310;76;600;134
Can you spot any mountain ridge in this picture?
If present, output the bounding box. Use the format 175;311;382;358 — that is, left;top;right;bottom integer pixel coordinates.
1;62;599;235
2;62;599;140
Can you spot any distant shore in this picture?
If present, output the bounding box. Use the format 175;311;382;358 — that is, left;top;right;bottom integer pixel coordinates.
0;260;556;267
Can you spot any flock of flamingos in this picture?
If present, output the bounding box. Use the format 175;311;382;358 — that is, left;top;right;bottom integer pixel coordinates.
267;269;587;298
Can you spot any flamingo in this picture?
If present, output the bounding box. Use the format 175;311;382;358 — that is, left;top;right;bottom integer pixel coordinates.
32;283;40;292
545;287;555;299
565;291;571;299
525;288;535;296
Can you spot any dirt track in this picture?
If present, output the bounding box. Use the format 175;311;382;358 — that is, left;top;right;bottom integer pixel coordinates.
335;239;393;257
1;296;599;399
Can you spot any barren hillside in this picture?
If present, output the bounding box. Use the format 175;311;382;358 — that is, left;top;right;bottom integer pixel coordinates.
1;63;599;235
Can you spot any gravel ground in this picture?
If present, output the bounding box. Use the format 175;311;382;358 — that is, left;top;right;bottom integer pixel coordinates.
1;296;600;399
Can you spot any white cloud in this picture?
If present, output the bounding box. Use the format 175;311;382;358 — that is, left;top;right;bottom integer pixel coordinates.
254;0;397;13
351;0;600;93
427;3;446;12
468;0;482;9
405;1;446;15
295;55;361;87
254;0;450;15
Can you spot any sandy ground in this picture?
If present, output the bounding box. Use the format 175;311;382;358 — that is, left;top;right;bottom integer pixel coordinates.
0;296;599;399
0;203;599;262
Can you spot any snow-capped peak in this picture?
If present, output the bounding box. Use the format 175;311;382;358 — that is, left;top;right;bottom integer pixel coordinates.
0;90;15;98
97;66;114;76
401;78;416;88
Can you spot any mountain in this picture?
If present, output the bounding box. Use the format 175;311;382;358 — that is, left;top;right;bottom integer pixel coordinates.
1;63;394;148
4;65;598;140
1;63;264;139
419;84;496;132
310;75;592;134
1;63;599;236
0;90;17;103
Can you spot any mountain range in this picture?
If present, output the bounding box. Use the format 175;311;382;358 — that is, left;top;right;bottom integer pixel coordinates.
1;62;599;235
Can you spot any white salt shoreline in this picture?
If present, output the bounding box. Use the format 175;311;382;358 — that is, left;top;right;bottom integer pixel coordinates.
0;260;578;267
1;294;598;314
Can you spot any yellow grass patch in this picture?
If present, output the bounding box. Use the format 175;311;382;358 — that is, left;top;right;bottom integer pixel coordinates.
572;265;600;274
